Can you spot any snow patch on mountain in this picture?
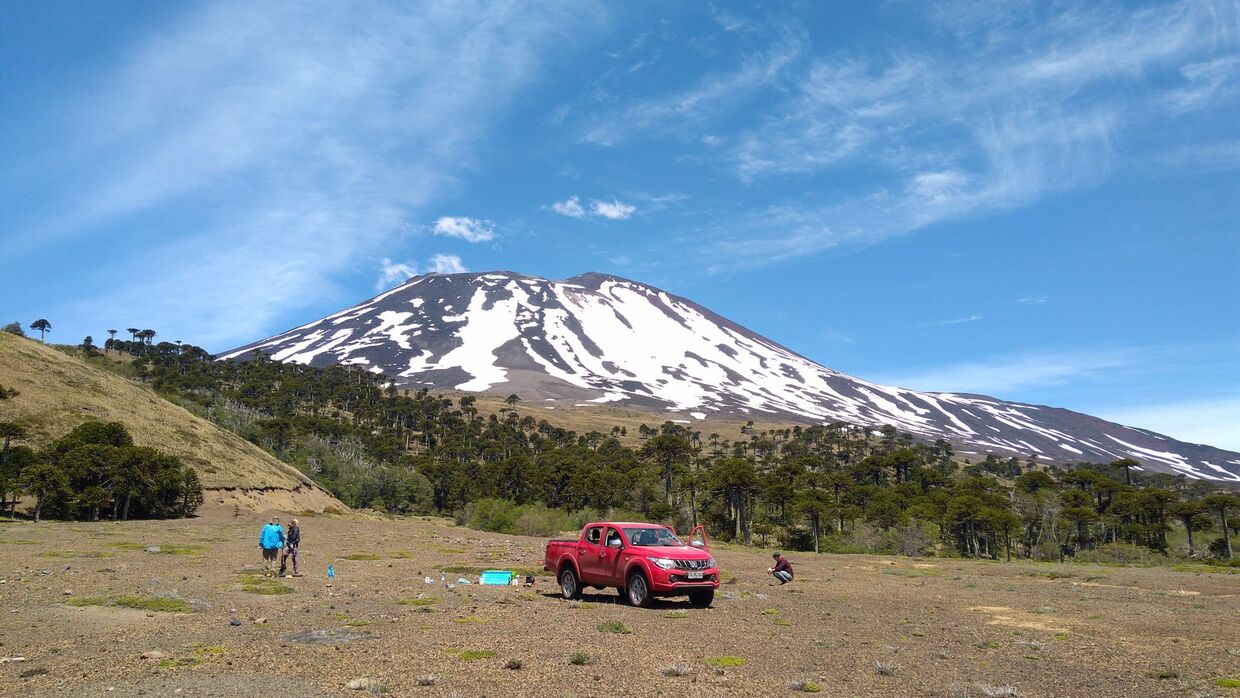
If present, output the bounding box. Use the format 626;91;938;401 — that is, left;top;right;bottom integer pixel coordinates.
220;271;1240;483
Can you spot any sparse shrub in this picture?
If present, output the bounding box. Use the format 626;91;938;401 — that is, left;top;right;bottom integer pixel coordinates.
661;663;690;677
789;680;822;693
597;620;630;634
663;610;688;619
115;595;192;613
1148;669;1178;679
1073;542;1161;565
874;660;895;676
415;675;437;686
569;651;591;665
504;659;523;670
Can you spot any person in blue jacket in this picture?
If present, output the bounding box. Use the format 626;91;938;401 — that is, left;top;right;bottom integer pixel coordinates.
259;516;285;576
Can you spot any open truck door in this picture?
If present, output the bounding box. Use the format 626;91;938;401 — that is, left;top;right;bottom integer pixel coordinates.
688;524;709;550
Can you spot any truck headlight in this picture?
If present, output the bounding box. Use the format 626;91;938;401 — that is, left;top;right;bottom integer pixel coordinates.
651;558;676;570
706;557;717;568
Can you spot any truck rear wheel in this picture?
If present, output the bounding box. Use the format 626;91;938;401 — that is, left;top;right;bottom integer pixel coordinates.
559;567;581;600
688;589;714;608
626;572;653;608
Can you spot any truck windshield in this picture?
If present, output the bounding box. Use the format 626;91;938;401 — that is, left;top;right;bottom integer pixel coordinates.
622;527;682;547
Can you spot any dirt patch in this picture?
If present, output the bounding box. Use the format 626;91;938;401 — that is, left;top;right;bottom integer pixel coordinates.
968;605;1070;634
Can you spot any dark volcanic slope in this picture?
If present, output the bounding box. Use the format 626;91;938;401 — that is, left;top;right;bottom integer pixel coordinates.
221;271;1240;482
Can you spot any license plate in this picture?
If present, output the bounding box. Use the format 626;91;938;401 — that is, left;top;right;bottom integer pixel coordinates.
686;571;704;580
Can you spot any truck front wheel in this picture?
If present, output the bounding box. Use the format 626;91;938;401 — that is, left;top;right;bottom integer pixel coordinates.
559;567;581;600
688;589;714;608
626;572;653;608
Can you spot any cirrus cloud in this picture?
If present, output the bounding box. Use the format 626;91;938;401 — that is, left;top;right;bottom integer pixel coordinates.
433;216;495;242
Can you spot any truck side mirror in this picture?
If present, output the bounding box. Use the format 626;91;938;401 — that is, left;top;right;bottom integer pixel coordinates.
690;540;704;548
608;538;624;548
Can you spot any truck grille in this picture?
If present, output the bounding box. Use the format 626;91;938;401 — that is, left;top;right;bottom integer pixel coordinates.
673;559;711;570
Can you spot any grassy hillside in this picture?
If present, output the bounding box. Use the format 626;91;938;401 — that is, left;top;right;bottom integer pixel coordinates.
0;331;335;501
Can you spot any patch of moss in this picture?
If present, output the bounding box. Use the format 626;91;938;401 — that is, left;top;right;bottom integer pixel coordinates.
761;608;779;615
343;553;381;561
597;620;631;634
345;620;371;627
107;541;146;551
663;610;689;619
389;551;412;559
396;597;440;606
37;550;115;559
239;574;293;595
1216;678;1240;688
706;656;745;668
569;651;592;665
116;595;192;613
451;616;487;624
65;596;107;607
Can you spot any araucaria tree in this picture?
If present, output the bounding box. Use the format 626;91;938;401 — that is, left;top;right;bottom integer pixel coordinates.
30;318;51;342
14;421;203;522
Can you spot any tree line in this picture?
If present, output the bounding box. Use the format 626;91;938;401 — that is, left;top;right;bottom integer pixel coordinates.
99;337;1238;563
0;384;203;522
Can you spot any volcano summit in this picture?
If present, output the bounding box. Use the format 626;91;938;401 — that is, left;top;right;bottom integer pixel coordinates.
221;272;1240;482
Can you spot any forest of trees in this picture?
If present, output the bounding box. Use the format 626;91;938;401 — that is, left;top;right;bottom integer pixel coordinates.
0;405;203;522
52;334;1229;564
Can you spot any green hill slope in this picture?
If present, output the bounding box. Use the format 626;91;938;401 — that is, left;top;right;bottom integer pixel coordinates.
0;332;343;512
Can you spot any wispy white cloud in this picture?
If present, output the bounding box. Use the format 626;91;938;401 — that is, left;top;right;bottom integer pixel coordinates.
374;252;467;290
27;1;602;348
927;314;983;327
1099;397;1240;452
550;196;588;218
581;1;1238;273
591;198;636;220
547;195;637;220
427;253;467;274
376;258;418;290
1013;296;1049;304
433;216;495;243
877;349;1141;395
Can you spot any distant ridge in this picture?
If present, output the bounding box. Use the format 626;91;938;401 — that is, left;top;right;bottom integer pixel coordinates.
221;271;1240;483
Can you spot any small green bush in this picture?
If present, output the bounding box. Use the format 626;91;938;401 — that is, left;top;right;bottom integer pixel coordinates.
1073;542;1163;565
569;651;591;665
706;656;745;667
597;620;631;634
115;595;192;613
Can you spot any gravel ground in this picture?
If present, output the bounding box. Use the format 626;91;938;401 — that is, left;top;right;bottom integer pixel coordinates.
1;513;1237;697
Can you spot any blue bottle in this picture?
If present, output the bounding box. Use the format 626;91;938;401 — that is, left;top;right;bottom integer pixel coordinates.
327;564;335;579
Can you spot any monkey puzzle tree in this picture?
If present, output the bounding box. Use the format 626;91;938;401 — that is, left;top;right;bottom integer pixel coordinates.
1202;493;1239;559
30;318;51;342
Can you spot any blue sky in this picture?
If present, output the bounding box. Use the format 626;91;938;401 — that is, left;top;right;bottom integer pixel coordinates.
3;1;1238;450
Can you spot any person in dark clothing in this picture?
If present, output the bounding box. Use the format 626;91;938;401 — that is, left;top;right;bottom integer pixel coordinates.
768;551;793;584
279;518;301;577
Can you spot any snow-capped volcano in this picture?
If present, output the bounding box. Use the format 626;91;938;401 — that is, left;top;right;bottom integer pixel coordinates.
220;271;1240;482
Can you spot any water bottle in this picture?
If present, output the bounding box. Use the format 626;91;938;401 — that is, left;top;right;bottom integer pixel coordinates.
328;564;335;579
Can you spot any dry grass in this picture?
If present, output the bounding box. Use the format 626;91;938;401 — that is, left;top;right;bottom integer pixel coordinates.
0;333;315;490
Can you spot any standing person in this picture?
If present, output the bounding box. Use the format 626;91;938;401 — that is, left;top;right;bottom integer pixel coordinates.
279;518;301;577
768;551;794;584
259;516;285;577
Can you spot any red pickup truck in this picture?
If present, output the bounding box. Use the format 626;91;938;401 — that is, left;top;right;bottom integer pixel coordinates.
544;522;719;608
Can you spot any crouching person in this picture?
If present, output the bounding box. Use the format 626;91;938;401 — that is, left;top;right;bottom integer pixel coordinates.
769;551;794;584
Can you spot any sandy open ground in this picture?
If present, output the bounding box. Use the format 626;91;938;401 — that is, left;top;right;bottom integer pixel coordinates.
1;512;1237;697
